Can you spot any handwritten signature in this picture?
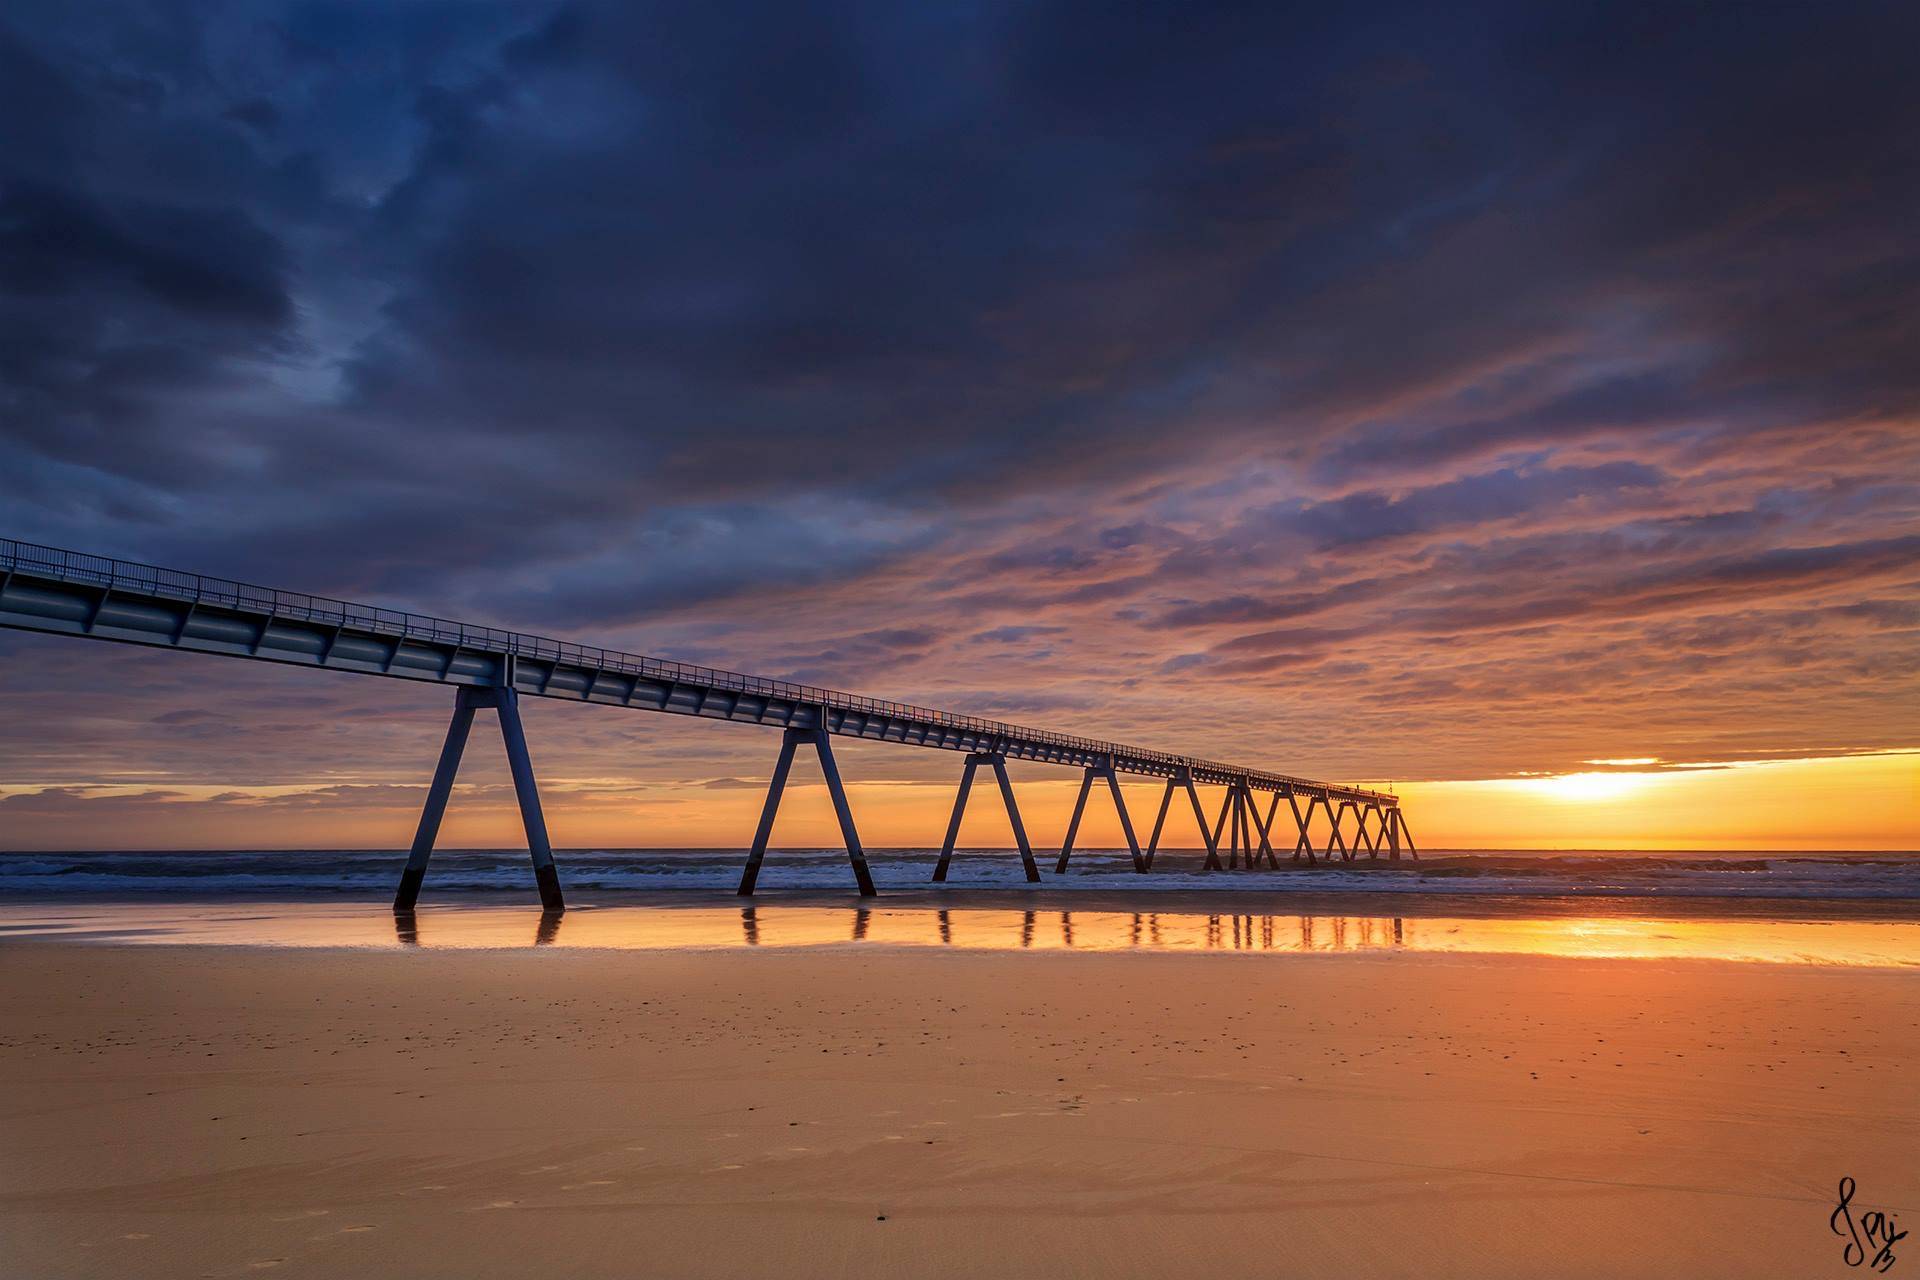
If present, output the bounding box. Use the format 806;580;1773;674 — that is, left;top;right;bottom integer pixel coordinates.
1833;1177;1908;1272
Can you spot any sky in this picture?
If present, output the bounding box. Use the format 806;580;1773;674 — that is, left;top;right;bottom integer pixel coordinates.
1;1;1916;851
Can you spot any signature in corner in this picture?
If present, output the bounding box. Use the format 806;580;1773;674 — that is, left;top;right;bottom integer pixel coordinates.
1833;1177;1909;1273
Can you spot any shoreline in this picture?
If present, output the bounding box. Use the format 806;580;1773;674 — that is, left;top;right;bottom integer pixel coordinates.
8;893;1920;969
6;886;1920;919
10;848;1917;907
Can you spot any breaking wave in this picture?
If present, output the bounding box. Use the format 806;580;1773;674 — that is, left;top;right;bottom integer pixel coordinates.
1;848;1917;900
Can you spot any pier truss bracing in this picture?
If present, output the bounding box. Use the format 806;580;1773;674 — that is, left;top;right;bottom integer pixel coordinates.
0;539;1414;907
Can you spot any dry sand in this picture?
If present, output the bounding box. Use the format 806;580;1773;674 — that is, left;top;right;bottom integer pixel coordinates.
1;925;1915;1277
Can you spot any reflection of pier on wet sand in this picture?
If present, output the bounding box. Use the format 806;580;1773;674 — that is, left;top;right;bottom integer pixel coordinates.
8;901;1920;967
396;906;1404;952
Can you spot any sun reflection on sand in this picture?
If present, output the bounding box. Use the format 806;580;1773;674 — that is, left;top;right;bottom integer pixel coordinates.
7;902;1920;967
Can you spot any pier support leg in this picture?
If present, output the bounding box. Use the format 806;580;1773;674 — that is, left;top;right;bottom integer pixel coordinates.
932;754;980;882
994;757;1042;880
394;685;563;913
1210;788;1235;869
1188;775;1222;870
394;690;476;912
1328;800;1351;862
1055;768;1096;874
497;688;565;912
1387;806;1403;860
738;729;801;896
1229;789;1243;868
1144;777;1177;870
738;725;876;896
1395;808;1419;861
1252;791;1280;869
1104;766;1145;872
1231;786;1249;870
815;730;874;894
933;754;1039;883
1236;787;1250;867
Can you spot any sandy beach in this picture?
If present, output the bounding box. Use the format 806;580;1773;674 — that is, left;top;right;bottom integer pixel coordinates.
2;903;1914;1278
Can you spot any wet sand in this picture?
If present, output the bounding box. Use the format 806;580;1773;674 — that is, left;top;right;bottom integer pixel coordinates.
8;894;1920;965
1;904;1916;1277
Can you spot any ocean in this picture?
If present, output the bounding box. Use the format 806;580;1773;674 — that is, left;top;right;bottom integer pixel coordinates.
2;847;1917;900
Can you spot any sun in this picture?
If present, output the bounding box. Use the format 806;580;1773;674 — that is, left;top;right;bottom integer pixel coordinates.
1530;771;1651;802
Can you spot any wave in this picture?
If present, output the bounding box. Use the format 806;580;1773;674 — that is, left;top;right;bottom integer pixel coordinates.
1;848;1917;900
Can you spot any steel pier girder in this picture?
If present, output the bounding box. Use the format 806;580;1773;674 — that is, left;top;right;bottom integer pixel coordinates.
0;537;1398;812
0;537;1414;897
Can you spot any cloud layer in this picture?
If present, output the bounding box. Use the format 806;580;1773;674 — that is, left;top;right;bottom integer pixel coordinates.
1;1;1915;844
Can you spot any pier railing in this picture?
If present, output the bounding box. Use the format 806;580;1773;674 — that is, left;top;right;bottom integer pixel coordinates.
0;536;1393;805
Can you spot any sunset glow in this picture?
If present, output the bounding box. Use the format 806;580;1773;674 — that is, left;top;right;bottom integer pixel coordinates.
1512;771;1657;804
2;747;1912;853
3;8;1918;1278
0;3;1914;857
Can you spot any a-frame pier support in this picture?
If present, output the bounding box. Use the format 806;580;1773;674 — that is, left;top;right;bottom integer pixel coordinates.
1286;791;1317;864
738;723;876;896
394;684;564;913
1354;803;1377;857
933;752;1040;883
1143;768;1222;870
1206;779;1277;871
1328;799;1353;861
1055;758;1145;874
1291;793;1325;863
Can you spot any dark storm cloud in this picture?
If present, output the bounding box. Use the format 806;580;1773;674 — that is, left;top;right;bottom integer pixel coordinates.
1155;577;1401;630
972;625;1069;645
9;2;1912;522
0;0;1916;813
1236;461;1671;552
